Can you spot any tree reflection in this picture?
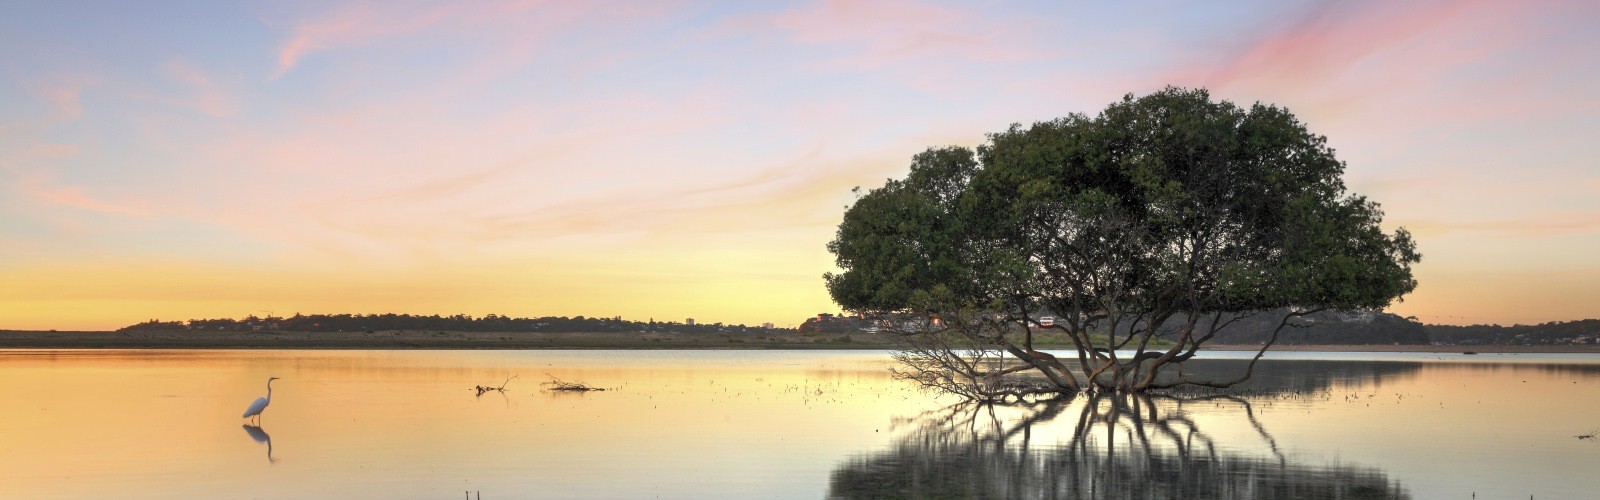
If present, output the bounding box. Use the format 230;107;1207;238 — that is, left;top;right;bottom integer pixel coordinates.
1169;359;1424;393
828;393;1408;499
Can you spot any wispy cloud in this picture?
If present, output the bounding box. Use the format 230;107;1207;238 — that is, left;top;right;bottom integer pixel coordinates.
27;74;99;121
273;1;681;78
719;0;1051;77
3;162;150;218
458;150;863;240
31;185;152;217
1179;1;1494;91
276;2;460;76
161;59;237;117
1405;211;1600;239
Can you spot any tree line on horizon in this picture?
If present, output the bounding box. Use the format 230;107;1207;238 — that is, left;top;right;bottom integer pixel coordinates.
118;313;791;335
1427;319;1600;345
796;308;1433;345
113;311;1598;345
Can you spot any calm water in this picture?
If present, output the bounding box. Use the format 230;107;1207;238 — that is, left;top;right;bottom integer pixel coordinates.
1;349;1598;499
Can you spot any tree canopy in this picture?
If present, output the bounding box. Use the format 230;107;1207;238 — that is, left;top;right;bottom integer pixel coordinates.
826;87;1420;397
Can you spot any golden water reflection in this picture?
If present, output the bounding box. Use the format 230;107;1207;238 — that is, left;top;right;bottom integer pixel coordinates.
0;350;932;498
0;350;1597;498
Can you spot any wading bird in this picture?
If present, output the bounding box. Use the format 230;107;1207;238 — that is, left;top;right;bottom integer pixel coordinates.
242;376;280;424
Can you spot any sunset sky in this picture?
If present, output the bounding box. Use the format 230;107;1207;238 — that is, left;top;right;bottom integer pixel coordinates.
2;0;1597;330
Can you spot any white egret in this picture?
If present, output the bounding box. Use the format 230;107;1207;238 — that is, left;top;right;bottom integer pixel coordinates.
242;376;280;424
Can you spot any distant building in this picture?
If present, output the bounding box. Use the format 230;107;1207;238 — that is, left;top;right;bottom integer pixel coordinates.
686;318;695;326
761;322;774;329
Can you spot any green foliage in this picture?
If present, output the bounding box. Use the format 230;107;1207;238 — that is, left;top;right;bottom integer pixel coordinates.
828;87;1419;323
826;147;980;312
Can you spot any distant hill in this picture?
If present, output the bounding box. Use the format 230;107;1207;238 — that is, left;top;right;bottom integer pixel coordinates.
1107;312;1597;346
117;311;1598;347
1425;319;1600;346
1203;309;1431;345
119;313;789;335
797;309;1433;345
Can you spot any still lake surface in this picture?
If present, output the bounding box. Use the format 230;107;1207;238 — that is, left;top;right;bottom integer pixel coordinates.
1;349;1598;499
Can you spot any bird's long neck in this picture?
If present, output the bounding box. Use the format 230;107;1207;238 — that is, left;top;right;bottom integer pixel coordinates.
265;380;274;402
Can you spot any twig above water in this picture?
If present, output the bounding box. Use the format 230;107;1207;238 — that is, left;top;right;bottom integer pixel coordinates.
474;375;518;396
543;373;605;392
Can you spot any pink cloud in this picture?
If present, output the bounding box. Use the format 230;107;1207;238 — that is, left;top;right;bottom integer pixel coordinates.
2;153;149;218
27;143;80;160
272;1;680;78
161;60;237;117
276;2;460;76
447;151;874;241
1405;211;1600;239
1143;0;1600;186
155;75;753;263
1174;1;1496;92
723;0;1049;70
28;75;99;121
5;168;150;218
32;185;151;217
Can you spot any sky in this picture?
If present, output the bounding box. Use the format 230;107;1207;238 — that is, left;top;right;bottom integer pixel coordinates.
1;0;1597;330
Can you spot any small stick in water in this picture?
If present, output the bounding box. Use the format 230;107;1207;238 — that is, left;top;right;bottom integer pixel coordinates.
543;373;605;392
474;375;518;396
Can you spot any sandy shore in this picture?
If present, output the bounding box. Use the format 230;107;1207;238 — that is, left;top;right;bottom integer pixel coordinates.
1;329;1596;352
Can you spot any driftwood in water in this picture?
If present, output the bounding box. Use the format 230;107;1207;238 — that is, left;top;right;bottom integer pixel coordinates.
475;375;517;396
543;373;605;392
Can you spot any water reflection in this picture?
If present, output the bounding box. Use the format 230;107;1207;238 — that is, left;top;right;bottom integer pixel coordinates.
4;350;1596;498
240;424;278;464
829;393;1409;499
1165;359;1425;393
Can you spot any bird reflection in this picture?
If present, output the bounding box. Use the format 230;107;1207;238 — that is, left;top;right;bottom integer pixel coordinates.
241;424;278;464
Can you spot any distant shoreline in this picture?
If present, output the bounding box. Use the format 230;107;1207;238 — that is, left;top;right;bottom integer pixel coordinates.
0;330;898;350
1207;344;1600;354
1;330;1596;353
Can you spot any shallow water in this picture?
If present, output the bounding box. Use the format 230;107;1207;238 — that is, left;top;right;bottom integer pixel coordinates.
0;349;1596;498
